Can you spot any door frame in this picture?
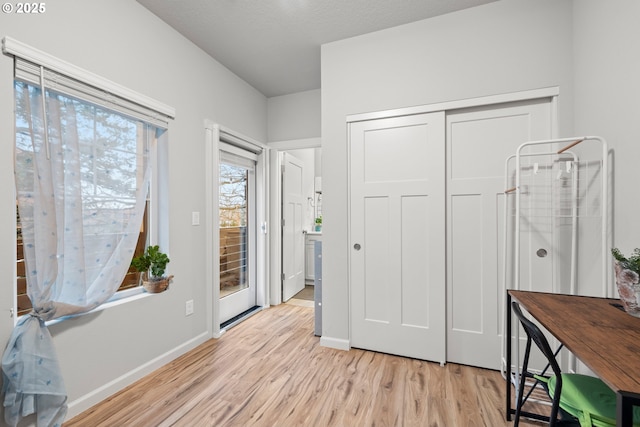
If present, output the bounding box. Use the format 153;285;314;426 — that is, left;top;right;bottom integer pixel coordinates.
347;87;559;125
205;120;269;338
345;87;559;356
267;137;321;306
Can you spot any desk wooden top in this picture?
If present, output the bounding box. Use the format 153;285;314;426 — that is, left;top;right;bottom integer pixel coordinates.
509;290;640;398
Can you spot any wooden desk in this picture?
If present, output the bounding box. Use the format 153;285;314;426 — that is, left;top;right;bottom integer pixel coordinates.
506;290;640;427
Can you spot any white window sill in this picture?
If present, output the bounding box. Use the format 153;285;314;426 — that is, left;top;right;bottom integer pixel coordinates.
44;287;152;327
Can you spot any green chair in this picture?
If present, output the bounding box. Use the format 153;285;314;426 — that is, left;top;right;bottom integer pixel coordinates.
512;301;640;426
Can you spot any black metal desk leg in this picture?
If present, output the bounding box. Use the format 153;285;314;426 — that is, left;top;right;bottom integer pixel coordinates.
506;291;512;421
617;392;640;427
617;393;631;427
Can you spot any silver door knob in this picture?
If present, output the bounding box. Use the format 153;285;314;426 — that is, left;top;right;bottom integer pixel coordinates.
354;243;361;250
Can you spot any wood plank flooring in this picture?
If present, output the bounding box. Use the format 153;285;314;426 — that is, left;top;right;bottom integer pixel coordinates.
65;304;546;426
292;285;314;301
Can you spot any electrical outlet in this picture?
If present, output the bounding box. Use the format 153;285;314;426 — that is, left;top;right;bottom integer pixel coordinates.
185;299;194;316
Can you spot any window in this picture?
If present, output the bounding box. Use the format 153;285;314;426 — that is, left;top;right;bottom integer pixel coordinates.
6;37;175;316
14;81;156;315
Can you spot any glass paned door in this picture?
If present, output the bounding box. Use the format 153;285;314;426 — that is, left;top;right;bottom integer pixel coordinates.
219;149;256;323
219;163;249;297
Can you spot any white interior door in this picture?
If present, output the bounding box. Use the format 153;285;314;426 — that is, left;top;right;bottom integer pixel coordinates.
282;152;305;301
349;112;446;362
446;99;553;369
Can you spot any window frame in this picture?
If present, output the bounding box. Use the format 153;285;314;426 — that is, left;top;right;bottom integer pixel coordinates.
7;36;174;320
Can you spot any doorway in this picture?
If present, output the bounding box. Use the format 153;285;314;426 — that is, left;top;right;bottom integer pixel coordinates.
205;122;268;338
281;148;321;303
268;142;321;307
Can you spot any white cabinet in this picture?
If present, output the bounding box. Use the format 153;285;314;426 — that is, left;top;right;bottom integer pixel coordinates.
305;233;322;281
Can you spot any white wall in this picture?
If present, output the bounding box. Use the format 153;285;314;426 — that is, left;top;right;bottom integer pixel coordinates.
0;0;267;423
267;89;321;142
573;0;640;256
267;90;322;228
320;0;576;345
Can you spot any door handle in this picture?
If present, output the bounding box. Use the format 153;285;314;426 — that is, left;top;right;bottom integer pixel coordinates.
354;243;361;251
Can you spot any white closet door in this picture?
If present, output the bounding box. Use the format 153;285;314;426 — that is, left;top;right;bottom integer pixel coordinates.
446;99;552;370
349;112;446;362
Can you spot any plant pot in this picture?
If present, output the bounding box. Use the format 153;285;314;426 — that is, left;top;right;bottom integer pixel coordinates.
142;275;174;294
614;261;640;317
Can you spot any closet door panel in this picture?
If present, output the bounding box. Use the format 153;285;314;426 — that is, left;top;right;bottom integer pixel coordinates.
450;194;483;332
349;112;446;363
446;99;553;370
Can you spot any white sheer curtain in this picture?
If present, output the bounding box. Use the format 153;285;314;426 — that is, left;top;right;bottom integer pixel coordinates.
2;82;153;426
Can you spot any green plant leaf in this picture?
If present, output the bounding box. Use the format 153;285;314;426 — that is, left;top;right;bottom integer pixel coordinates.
612;247;640;274
131;245;170;279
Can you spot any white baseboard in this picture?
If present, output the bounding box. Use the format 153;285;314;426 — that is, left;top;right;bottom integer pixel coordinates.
66;331;210;419
320;336;350;351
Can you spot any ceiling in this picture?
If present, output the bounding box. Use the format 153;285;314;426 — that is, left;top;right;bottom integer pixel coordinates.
137;0;496;98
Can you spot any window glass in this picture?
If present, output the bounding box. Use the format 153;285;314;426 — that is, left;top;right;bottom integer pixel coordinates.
219;162;249;297
15;81;153;315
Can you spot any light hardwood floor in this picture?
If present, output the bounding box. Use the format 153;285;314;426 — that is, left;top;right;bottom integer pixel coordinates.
65;304;546;426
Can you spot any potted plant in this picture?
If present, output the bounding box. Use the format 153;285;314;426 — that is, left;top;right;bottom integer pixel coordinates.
611;247;640;317
131;245;173;293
